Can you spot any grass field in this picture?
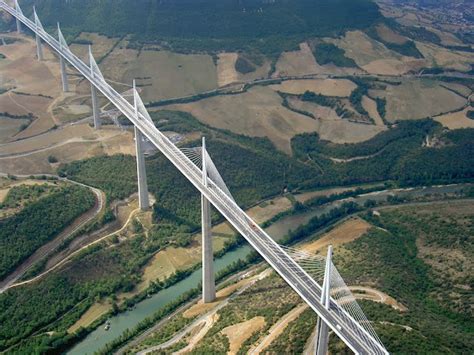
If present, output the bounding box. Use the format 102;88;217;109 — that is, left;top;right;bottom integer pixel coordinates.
101;48;218;102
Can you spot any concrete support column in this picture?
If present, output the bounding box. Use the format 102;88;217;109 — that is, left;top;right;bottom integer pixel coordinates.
135;127;150;210
202;137;215;303
35;33;43;61
91;84;101;129
60;56;69;92
16;18;21;33
315;245;332;355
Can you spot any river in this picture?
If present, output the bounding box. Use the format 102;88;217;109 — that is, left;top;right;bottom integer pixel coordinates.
68;183;470;354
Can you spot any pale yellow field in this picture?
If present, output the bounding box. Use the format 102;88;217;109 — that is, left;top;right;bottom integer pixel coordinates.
216;52;239;87
434;108;474;129
273;42;322;77
362;95;385;126
313;118;386;144
372;79;467;122
271;78;356;97
68;301;112;333
302;217;372;254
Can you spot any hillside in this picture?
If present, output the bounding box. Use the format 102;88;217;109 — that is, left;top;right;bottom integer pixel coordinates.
18;0;381;54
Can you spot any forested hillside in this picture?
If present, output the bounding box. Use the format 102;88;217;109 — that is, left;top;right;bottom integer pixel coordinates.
18;0;381;54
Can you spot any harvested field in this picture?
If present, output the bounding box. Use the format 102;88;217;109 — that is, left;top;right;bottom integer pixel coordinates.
372;79;467;122
102;48;218;102
287;97;341;120
273;42;322;77
434;108;474;129
271;78;356;97
416;42;473;72
217;53;239;87
221;316;266;354
312;118;385;144
327;31;425;75
362;95;385;126
165;86;320;153
302;217;372;254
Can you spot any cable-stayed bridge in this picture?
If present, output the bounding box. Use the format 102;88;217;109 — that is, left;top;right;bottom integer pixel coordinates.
0;1;388;353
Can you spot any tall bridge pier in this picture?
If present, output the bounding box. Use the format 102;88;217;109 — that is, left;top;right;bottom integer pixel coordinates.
88;46;101;129
60;56;69;92
201;137;216;303
14;0;20;33
315;245;332;355
133;81;150;211
33;8;43;61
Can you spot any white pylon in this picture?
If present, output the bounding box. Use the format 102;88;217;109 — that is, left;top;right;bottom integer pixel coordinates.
202;137;215;303
133;79;150;211
315;245;332;355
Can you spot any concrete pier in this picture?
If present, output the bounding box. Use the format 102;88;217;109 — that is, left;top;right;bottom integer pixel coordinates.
201;137;215;303
16;18;21;33
35;33;43;61
91;84;101;129
60;56;69;92
315;245;332;355
135;127;150;210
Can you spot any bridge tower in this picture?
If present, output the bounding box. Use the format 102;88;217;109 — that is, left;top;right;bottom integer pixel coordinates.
33;7;44;61
133;81;150;211
201;137;216;303
14;0;21;33
88;46;101;129
315;245;332;355
57;23;69;92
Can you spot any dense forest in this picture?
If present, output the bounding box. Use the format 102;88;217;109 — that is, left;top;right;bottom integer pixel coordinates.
18;0;381;55
0;185;95;280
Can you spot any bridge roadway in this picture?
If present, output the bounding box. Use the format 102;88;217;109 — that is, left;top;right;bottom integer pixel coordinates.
0;2;387;354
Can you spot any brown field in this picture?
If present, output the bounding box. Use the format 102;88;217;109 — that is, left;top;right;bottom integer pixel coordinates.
216;53;239;87
294;186;370;203
426;27;465;47
101;48;218;102
362;95;385;126
302;217;372;254
371;78;467;122
165;86;320;153
327;31;425;75
375;24;408;45
416;42;474;72
271;78;356;97
0;117;29;143
272;42;322;77
439;82;472;98
221;316;266;354
434;108;474;129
